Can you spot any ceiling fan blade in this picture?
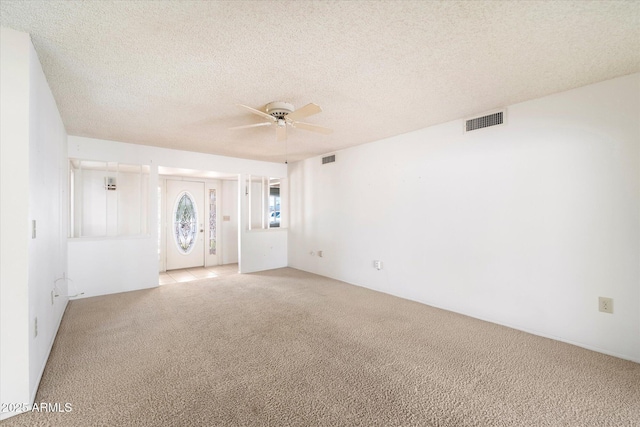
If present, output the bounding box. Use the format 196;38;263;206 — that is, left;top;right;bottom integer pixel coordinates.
290;120;333;135
285;103;322;121
237;104;276;122
276;124;287;142
229;122;273;131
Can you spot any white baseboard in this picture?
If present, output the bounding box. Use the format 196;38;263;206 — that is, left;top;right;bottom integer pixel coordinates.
297;267;640;364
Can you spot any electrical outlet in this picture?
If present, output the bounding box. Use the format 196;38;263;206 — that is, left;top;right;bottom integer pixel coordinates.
34;317;38;337
318;250;323;258
373;260;383;270
599;297;613;314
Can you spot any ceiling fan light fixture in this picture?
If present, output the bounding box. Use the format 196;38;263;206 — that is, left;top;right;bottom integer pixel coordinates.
266;101;294;119
231;101;332;139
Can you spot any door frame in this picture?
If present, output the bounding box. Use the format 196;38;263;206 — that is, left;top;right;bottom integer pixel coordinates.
158;176;221;272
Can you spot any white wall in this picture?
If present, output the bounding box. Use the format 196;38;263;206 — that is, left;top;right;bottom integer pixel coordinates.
222;179;239;264
68;237;157;298
68;136;287;298
239;229;288;273
250;179;267;229
0;27;31;421
73;168;148;237
238;173;289;273
1;27;68;420
78;169;108;236
117;170;148;236
28;36;70;397
289;73;640;362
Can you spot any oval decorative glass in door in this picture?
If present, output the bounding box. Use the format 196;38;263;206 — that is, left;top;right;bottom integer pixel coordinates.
173;192;198;254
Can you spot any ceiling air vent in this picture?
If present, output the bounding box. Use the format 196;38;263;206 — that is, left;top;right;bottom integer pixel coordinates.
322;154;336;165
465;111;505;132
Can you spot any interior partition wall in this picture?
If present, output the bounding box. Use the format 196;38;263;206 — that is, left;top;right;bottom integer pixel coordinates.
67;136;287;298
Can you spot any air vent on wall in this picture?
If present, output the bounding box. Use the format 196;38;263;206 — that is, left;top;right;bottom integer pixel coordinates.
322;154;336;164
465;111;505;132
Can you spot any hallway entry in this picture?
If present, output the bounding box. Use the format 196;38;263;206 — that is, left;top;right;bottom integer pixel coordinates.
159;170;238;274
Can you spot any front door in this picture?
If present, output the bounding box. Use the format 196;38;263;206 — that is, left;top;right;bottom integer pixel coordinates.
166;180;205;270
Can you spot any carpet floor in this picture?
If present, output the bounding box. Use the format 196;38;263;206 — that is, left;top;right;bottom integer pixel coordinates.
2;268;639;426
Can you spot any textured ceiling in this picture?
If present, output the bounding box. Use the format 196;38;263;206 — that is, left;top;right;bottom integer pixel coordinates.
1;1;639;163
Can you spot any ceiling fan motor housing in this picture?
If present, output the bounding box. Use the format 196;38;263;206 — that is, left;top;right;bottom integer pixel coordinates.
266;101;294;119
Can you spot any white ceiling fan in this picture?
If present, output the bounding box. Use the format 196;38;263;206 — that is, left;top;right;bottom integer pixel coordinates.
229;101;333;141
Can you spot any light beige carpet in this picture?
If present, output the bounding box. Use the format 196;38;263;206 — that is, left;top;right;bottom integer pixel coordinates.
3;268;639;426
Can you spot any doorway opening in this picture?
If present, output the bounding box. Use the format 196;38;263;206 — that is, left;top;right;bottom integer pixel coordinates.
158;167;239;277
